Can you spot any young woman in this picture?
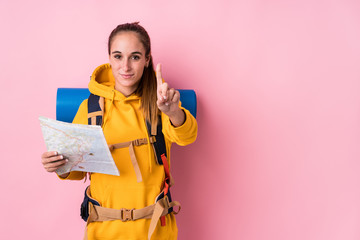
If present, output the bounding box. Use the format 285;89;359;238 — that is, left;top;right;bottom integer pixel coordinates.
41;22;197;240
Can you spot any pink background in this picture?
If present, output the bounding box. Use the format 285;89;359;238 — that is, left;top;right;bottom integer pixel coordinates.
1;0;360;239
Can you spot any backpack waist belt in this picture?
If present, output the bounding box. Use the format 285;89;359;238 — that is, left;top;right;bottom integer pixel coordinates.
84;186;181;240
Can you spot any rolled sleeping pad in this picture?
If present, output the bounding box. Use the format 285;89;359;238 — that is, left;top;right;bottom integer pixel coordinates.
56;88;197;123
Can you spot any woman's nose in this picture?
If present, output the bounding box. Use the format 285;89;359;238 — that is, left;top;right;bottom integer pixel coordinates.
122;59;131;71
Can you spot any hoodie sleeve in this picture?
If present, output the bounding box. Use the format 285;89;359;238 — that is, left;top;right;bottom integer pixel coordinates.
58;100;88;181
162;103;198;146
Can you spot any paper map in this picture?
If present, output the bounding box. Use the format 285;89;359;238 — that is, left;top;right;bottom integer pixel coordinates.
39;116;119;176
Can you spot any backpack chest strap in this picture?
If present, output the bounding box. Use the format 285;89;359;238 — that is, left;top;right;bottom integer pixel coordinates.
108;136;156;183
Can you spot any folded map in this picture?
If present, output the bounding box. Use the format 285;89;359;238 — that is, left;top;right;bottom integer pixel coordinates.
39;116;119;176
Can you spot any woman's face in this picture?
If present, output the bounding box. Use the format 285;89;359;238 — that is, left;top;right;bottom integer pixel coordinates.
109;31;149;96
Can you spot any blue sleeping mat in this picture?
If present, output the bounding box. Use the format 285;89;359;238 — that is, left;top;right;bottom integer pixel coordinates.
56;88;197;123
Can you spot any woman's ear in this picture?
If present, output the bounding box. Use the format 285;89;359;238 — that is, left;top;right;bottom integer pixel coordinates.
145;55;150;67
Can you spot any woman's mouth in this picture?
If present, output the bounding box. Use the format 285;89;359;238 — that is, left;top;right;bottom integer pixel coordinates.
120;74;134;79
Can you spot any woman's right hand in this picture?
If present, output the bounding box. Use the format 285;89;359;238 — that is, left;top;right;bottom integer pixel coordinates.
41;151;68;176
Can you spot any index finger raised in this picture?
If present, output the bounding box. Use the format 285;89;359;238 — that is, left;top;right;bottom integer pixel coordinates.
156;63;163;86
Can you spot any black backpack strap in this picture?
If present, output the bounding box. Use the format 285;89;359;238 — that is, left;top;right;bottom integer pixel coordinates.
87;93;104;126
146;117;167;165
80;186;100;221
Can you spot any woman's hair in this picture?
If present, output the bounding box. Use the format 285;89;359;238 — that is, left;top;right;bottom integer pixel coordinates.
108;22;159;125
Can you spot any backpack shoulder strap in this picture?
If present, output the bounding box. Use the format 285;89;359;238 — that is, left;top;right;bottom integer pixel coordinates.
146;117;167;165
87;93;104;126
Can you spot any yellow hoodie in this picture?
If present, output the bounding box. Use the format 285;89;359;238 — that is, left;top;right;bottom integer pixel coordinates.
62;64;197;240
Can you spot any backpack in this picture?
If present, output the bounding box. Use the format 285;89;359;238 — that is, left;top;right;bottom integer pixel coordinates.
80;93;179;239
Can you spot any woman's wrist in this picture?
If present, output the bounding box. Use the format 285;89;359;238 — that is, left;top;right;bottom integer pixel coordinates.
167;108;186;127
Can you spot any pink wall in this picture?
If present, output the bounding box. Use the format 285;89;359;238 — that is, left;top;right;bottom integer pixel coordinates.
1;0;359;239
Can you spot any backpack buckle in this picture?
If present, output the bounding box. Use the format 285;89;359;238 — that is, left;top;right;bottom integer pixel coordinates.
121;208;134;221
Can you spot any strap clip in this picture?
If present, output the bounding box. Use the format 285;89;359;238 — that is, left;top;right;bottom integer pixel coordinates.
149;136;156;144
121;208;134;221
133;138;147;146
163;195;170;209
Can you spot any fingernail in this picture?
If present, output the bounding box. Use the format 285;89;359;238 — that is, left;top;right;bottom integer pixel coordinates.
163;96;167;100
54;151;58;155
165;102;169;106
60;155;63;159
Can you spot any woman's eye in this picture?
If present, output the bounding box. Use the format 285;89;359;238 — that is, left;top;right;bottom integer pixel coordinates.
132;55;140;60
114;55;121;59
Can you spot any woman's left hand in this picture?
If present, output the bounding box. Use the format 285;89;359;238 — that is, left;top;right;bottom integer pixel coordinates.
156;63;185;127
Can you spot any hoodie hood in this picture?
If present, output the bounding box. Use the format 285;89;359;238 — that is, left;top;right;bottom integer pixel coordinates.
88;63;139;101
88;63;140;131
